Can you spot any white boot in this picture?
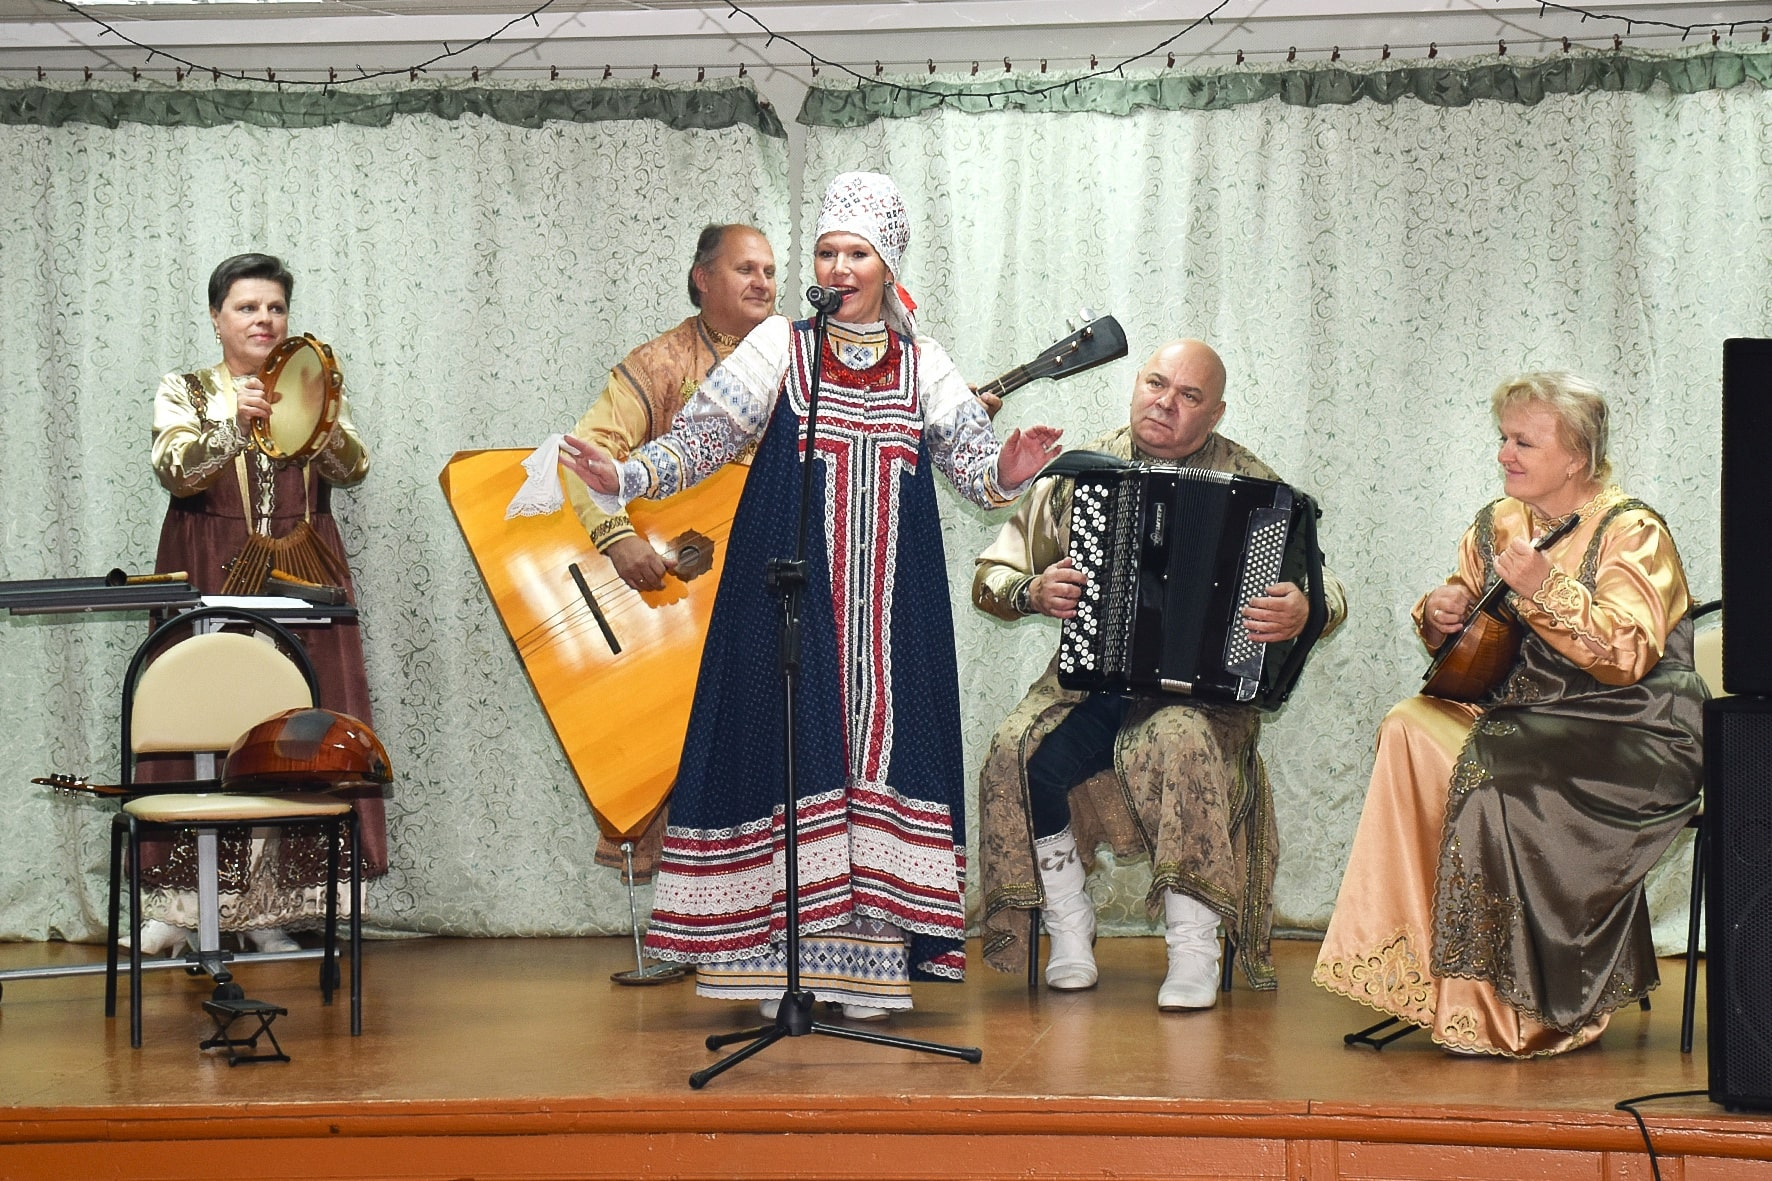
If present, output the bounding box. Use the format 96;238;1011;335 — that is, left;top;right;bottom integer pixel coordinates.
1157;889;1222;1011
1035;829;1097;991
245;927;301;953
117;919;193;957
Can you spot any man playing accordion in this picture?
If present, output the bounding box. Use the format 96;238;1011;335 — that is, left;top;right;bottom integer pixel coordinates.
972;338;1347;1009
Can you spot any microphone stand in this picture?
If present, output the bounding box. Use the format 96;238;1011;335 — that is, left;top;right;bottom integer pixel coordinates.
687;288;983;1089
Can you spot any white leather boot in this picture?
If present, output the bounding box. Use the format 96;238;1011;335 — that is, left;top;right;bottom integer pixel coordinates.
245;927;301;953
1157;889;1222;1011
117;919;193;957
1035;829;1097;990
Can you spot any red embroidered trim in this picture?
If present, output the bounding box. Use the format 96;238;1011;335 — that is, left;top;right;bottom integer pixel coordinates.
820;330;903;391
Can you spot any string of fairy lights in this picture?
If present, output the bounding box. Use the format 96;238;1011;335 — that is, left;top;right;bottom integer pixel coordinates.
19;0;1772;90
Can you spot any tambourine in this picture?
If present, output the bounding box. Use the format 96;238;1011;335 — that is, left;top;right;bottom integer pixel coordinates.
253;333;343;462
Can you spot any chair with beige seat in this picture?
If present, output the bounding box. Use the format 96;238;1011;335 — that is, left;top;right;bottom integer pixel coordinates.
103;605;364;1052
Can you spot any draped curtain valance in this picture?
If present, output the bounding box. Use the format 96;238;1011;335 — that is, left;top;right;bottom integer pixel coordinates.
798;45;1772;125
4;78;787;135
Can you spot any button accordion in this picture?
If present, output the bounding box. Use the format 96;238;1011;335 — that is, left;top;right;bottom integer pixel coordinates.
1050;451;1327;711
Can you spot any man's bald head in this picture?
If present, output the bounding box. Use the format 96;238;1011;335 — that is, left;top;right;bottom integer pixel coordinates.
1128;338;1227;460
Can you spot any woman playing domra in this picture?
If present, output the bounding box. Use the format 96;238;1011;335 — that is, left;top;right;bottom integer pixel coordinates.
1312;372;1705;1057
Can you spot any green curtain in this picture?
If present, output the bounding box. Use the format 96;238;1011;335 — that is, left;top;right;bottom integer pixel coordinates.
803;49;1769;951
3;51;1765;953
0;78;788;941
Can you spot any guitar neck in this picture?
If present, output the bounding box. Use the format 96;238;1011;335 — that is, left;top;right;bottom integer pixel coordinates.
1468;574;1516;619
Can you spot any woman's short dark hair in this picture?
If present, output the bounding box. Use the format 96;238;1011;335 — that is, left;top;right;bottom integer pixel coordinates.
207;253;294;312
687;225;735;308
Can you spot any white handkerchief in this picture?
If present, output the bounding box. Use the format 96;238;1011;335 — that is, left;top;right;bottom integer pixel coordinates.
506;433;569;519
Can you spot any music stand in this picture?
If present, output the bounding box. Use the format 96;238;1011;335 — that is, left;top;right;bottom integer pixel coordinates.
686;288;982;1089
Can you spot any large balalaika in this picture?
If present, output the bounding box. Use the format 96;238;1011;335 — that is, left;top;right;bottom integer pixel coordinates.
1050;451;1328;711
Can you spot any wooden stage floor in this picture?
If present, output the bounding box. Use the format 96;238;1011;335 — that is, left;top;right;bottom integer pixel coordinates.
1;934;1769;1180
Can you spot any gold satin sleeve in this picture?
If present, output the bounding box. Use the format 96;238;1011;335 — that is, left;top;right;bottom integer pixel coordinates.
1513;511;1689;686
150;369;247;496
311;385;370;487
971;477;1068;621
1420;504;1690;686
565;369;652;551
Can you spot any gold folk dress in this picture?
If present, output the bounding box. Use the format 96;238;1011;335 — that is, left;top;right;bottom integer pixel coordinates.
142;361;379;932
1312;488;1704;1056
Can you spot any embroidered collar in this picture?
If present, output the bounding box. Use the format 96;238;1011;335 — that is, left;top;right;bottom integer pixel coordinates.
1529;484;1619;535
819;320;901;390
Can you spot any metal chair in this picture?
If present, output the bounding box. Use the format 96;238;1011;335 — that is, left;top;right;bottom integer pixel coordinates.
102;605;363;1051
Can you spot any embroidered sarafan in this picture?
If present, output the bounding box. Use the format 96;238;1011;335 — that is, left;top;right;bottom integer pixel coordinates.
635;316;1010;1002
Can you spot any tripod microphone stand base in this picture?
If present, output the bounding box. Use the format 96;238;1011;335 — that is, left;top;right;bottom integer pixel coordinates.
688;991;982;1090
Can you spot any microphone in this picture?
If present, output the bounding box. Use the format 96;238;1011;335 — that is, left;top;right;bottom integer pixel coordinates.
805;285;846;314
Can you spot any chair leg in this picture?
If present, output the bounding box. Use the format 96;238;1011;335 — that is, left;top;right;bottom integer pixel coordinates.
1682;822;1706;1055
128;820;145;1049
321;816;341;1007
1027;908;1040;990
105;817;125;1018
349;812;362;1037
1221;933;1236;993
318;819;338;1000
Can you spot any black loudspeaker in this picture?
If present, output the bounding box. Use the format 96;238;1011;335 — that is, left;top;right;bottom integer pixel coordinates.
1722;339;1772;694
1706;696;1772;1111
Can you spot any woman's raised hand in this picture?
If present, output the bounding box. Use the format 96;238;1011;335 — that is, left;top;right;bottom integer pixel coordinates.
998;425;1064;488
234;376;271;434
559;434;620;496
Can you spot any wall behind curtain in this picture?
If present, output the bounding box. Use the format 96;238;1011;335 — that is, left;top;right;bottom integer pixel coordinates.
803;59;1771;948
0;80;789;940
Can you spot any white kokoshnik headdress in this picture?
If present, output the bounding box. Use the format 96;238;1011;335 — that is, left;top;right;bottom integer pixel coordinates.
813;170;917;335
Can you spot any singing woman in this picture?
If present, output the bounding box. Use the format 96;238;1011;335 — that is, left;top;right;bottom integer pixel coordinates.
562;172;1061;1020
1313;371;1705;1056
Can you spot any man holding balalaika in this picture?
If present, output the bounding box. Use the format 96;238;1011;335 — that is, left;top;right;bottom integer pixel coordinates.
971;338;1346;1010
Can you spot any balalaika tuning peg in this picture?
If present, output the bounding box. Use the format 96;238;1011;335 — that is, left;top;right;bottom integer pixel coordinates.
1078;306;1098;323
